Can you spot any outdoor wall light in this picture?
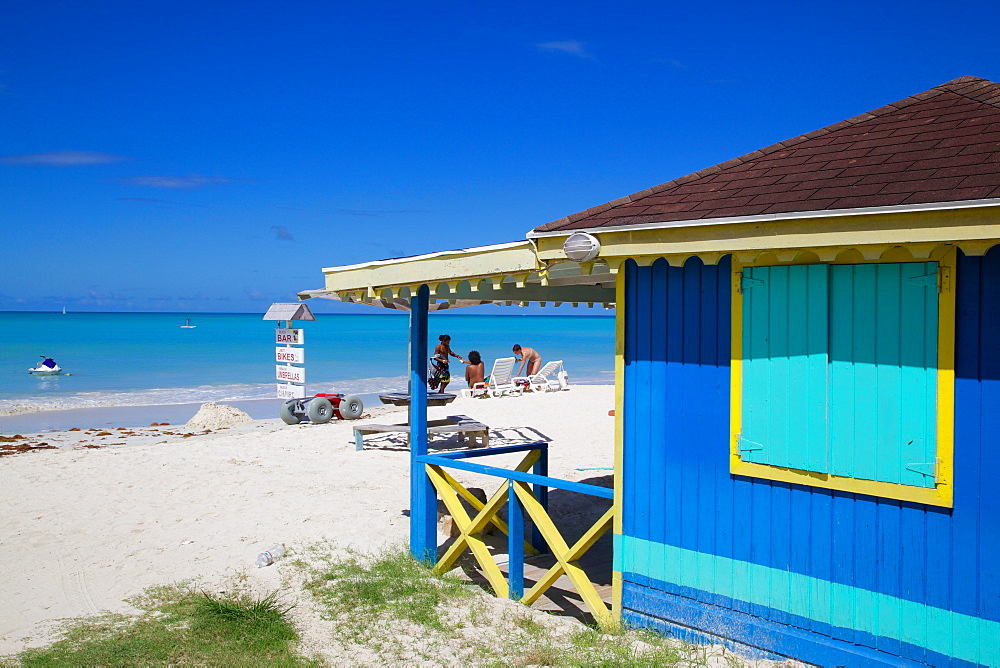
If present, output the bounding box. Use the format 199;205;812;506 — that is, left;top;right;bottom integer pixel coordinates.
563;232;601;262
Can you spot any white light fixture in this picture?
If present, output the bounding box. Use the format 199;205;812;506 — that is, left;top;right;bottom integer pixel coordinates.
563;232;601;262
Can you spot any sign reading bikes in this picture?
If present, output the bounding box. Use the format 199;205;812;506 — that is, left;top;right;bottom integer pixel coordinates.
275;347;304;364
275;328;304;345
276;365;305;384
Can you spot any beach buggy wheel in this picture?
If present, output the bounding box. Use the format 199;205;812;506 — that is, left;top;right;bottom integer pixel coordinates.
307;397;334;424
280;399;302;425
338;394;364;420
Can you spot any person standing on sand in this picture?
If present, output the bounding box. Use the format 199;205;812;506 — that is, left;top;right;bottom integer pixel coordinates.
512;344;541;377
463;350;485;388
430;334;464;393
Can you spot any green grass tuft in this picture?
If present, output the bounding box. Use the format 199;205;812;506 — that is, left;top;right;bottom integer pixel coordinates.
10;586;311;667
304;547;472;636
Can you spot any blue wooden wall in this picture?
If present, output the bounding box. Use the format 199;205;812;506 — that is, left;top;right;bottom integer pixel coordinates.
616;252;1000;667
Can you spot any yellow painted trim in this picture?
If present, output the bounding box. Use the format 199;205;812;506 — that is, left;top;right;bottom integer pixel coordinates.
427;464;509;597
429;452;543;583
433;465;540;555
730;257;745;479
514;482;615;627
729;250;957;508
730;460;952;506
533;206;1000;262
936;247;957;507
612;265;625;618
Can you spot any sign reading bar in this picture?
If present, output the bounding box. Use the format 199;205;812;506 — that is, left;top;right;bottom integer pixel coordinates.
275;328;304;345
276;383;306;399
275;347;304;364
276;365;305;383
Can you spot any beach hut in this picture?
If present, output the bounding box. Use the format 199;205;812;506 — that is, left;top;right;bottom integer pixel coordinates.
301;76;1000;666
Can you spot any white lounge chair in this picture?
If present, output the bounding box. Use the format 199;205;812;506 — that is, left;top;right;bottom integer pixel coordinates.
513;360;569;392
462;357;521;397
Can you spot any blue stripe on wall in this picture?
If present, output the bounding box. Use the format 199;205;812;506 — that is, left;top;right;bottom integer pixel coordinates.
622;579;966;668
615;534;1000;666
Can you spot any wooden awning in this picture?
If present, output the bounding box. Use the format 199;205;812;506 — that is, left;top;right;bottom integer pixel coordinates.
298;241;616;309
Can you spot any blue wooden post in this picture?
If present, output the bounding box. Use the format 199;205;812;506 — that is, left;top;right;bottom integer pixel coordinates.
409;285;435;563
508;480;524;600
531;446;548;552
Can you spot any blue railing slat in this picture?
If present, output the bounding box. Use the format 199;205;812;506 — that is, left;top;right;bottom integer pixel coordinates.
428;441;549;459
417;452;614;499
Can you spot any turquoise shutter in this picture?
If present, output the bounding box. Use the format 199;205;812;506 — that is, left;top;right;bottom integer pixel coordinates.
827;262;938;488
740;265;829;472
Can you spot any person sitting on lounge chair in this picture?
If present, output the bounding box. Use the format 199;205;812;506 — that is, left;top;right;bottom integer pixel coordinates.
463;350;485;388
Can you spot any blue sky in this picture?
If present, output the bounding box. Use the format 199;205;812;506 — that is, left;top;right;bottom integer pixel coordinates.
1;0;997;313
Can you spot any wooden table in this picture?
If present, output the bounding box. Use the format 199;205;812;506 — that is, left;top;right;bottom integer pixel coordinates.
354;414;489;451
378;392;457;407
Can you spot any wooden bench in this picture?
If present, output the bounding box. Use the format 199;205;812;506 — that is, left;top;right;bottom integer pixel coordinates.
354;414;489;451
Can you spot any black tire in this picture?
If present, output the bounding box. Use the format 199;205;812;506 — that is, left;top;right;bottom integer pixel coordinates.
307;397;334;424
280;400;302;425
338;394;364;420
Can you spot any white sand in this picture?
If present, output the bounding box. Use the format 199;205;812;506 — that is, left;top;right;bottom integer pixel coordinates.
0;385;617;656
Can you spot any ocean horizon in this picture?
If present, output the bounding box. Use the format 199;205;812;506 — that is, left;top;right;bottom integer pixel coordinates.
0;311;615;430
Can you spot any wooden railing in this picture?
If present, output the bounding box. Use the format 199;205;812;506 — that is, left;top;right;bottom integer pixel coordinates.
415;442;615;626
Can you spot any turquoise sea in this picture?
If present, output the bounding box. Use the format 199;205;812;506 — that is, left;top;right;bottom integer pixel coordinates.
0;312;615;419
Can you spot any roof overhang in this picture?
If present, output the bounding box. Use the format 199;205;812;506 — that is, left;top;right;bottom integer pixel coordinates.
300;200;1000;311
299;240;617;309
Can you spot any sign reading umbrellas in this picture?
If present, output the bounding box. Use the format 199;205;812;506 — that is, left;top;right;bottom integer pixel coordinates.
263;303;315;400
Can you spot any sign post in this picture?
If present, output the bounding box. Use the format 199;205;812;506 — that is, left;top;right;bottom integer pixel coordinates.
263;303;316;400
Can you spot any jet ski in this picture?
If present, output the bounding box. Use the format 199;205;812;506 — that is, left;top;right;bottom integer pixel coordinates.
29;356;61;376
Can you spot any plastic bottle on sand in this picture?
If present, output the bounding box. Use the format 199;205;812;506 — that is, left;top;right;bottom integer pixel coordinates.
255;544;286;568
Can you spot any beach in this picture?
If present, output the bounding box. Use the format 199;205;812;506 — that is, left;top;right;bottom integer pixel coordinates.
0;385;617;656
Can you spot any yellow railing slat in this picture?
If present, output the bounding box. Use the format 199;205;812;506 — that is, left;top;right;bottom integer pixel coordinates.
423;448;612;626
426;465;508;596
514;482;614;626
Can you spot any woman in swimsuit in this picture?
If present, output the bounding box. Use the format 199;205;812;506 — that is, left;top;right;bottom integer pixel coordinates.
512;344;542;377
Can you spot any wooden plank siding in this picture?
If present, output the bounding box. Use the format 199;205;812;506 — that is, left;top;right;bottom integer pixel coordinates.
616;251;1000;666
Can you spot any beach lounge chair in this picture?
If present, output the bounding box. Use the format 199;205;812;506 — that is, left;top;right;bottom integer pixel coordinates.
461;383;489;399
513;360;568;392
462;356;521;397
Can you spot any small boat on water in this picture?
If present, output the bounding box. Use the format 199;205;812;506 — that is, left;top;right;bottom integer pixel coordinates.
181;317;196;329
29;356;61;376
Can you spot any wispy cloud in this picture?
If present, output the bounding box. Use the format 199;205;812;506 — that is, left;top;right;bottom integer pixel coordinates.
122;174;232;189
271;225;294;241
536;40;590;59
0;151;128;166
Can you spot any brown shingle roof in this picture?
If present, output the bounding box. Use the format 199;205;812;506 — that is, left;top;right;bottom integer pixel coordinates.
534;76;1000;234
